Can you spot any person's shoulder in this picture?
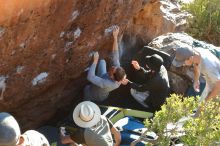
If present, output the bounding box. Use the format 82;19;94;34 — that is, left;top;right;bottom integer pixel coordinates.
158;65;168;74
24;130;46;139
160;65;167;71
100;115;107;120
100;115;112;124
23;130;39;135
196;47;214;56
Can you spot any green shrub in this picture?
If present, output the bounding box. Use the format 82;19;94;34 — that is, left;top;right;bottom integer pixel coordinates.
144;94;220;145
182;0;220;46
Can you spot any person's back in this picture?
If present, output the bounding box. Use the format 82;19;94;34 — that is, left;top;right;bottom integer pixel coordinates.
130;54;170;111
84;116;113;146
84;72;120;101
146;65;170;110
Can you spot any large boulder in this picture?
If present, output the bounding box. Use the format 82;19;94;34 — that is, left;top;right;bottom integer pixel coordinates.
0;0;189;129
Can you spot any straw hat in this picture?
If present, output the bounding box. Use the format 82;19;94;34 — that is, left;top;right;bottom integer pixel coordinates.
73;101;101;128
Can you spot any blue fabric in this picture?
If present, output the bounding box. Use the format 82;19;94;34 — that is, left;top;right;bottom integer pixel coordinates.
186;82;206;98
114;116;145;146
121;117;144;130
37;126;68;146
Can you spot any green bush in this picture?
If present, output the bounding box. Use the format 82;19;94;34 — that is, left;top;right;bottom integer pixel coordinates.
144;94;220;145
182;0;220;46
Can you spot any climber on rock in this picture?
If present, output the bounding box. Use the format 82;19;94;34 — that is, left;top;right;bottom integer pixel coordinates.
84;26;128;102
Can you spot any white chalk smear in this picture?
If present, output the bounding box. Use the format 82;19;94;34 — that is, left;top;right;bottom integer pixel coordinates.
65;41;73;48
60;31;65;38
69;10;79;22
19;42;26;48
64;42;73;52
32;72;49;86
16;66;24;74
104;25;118;35
0;27;5;38
74;27;81;39
0;76;7;100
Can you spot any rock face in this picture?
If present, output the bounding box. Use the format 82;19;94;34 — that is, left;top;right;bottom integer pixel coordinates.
127;0;189;41
120;0;190;63
0;0;189;129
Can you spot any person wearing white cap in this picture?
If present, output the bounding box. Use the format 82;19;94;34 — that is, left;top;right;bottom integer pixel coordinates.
172;46;220;102
0;112;50;146
60;101;121;146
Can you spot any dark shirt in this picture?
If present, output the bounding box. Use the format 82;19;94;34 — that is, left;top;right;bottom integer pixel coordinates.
130;65;170;111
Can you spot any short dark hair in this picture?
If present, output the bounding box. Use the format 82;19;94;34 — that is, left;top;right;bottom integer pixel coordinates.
113;67;126;81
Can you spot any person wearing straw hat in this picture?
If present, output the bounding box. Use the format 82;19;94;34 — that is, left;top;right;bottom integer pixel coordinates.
0;112;49;146
60;101;121;146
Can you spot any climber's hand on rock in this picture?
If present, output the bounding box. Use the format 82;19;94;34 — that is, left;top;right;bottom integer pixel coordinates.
93;52;99;64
